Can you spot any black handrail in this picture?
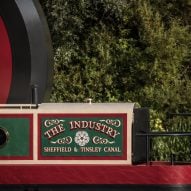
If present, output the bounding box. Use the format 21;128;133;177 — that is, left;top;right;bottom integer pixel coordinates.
136;132;191;165
167;112;191;118
137;132;191;137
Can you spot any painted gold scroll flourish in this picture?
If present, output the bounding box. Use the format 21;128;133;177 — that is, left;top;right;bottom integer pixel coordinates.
93;136;115;144
50;136;72;144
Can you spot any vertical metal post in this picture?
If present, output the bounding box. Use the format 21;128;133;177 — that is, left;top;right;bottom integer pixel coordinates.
170;136;174;165
146;135;150;165
31;84;38;108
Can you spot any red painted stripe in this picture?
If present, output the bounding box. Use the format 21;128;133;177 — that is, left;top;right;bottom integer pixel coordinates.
0;17;12;104
0;165;191;184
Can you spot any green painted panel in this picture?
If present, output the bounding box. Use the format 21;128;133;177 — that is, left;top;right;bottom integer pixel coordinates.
0;118;30;156
40;114;126;158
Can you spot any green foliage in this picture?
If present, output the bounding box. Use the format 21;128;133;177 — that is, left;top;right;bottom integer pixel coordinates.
40;0;191;161
150;0;191;26
126;1;191;113
151;116;191;162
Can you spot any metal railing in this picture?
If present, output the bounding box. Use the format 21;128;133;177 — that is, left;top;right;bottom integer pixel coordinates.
137;131;191;165
137;112;191;165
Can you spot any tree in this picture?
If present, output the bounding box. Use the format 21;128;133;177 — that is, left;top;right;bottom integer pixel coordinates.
40;0;191;161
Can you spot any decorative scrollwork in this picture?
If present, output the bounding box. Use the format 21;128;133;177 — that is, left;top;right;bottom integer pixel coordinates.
93;136;115;144
44;119;64;128
99;119;121;127
51;136;72;144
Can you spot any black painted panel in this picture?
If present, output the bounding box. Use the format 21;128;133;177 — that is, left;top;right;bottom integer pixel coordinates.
0;0;31;103
0;0;53;104
132;108;150;164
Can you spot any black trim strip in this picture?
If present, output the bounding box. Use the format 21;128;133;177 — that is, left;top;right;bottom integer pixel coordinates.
0;184;190;191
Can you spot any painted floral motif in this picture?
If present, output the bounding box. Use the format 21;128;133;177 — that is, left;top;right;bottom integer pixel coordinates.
74;131;90;146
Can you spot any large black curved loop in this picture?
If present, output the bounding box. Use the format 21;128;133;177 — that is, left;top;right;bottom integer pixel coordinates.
0;0;53;104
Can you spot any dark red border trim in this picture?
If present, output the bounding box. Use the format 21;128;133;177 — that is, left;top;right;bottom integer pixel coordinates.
38;113;127;160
